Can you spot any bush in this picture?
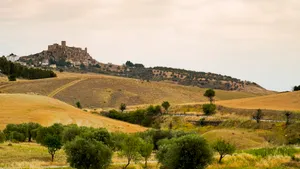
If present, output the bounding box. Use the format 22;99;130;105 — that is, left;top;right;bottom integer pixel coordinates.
157;135;213;169
65;137;112;169
8;75;16;81
285;123;300;144
120;103;126;112
202;104;216;115
76;101;82;109
246;146;299;157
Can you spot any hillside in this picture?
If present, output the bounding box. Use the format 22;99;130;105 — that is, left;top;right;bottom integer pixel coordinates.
0;72;260;108
15;41;270;93
0;93;146;132
216;91;300;111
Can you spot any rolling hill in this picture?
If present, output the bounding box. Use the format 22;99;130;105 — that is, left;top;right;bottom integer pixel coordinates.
216;91;300;111
0;93;146;132
0;72;261;108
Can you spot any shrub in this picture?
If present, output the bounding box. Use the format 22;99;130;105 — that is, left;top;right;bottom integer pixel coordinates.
76;101;82;109
157;134;213;169
65;137;112;169
285;123;300;144
212;139;236;163
202;104;216;115
8;74;16;81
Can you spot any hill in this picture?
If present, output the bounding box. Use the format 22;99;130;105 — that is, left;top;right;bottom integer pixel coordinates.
216;91;300;111
15;41;270;93
0;72;261;108
0;93;146;132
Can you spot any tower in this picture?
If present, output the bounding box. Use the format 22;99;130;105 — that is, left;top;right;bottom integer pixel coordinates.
61;41;66;47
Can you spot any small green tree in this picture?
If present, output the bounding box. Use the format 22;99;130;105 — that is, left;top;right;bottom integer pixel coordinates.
43;135;62;162
202;104;216;115
76;101;82;109
162;101;170;114
120;135;142;169
120;103;127;113
65;137;112;169
284;111;292;126
253;109;263;123
157;135;213;169
27;122;41;142
204;89;215;104
139;140;154;168
212;139;236;163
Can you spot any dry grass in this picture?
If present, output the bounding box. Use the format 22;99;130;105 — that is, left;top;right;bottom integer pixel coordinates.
207;153;293;169
216;91;300;111
0;94;146;133
0;72;260;108
202;129;269;150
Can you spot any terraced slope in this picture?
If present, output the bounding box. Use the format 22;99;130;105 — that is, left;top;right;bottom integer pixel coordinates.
0;94;146;133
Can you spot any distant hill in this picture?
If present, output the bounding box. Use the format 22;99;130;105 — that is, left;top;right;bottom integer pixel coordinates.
17;41;269;93
0;72;261;108
216;91;300;111
0;93;146;132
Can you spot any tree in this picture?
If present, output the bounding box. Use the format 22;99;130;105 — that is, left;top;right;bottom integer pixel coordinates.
293;85;300;91
253;109;263;123
285;123;300;144
204;89;215;104
212;139;236;163
162;101;170;114
27;122;41;142
0;131;5;143
139;140;153;168
120;135;142;169
62;125;81;143
43;135;62;162
125;61;134;67
120;103;126;113
76;101;82;109
202;104;216;115
3;123;28;142
157;135;213;169
284;111;292;126
64;137;112;169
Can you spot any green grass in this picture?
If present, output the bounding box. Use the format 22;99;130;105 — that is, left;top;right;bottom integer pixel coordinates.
245;147;300;158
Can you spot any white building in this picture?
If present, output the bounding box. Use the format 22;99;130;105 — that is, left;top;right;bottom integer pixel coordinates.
5;54;20;62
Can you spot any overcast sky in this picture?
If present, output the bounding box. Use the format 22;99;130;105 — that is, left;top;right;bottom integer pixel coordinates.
1;0;300;91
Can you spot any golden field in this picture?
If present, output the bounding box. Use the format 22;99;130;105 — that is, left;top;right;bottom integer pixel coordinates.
0;93;146;132
0;72;261;108
216;91;300;111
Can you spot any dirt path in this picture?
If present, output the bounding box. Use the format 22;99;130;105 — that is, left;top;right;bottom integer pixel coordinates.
48;78;87;97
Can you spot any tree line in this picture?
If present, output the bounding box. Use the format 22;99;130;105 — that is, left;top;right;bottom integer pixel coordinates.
0;56;56;81
0;122;239;169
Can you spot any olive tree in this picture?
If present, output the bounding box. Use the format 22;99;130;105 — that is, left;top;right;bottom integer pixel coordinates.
204;89;215;104
120;135;142;169
64;137;112;169
157;134;213;169
139;139;154;168
212;139;236;163
43;135;62;162
120;103;127;113
161;101;170;114
253;109;263;123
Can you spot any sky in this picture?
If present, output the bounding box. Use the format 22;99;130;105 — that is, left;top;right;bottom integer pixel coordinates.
1;0;300;91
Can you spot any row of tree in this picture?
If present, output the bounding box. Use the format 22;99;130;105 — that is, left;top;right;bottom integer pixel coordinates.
0;123;238;169
0;57;56;80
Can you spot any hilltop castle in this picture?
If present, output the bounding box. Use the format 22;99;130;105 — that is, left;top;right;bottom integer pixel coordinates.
19;41;98;67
